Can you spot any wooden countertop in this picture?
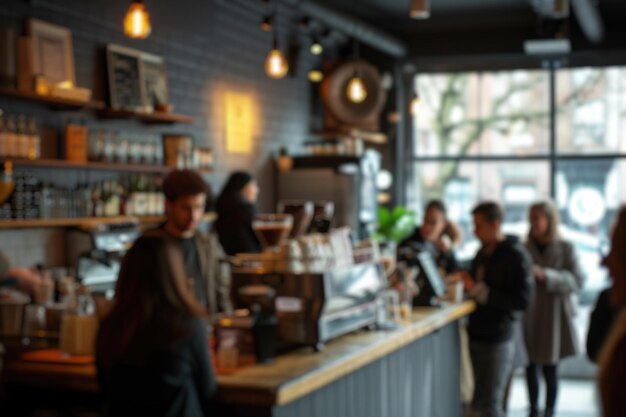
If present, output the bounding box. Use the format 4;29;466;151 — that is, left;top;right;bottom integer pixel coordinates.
1;301;475;407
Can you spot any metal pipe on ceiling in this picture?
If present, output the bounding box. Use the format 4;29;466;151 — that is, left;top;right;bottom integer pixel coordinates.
225;0;408;58
287;0;408;58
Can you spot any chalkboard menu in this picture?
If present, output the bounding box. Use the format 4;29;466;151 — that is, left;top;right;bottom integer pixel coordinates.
107;44;145;111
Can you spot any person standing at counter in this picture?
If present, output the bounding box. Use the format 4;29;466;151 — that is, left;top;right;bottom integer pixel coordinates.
0;250;45;295
214;171;262;256
597;206;626;417
523;201;583;417
160;170;232;319
464;202;532;417
398;199;459;274
96;232;217;417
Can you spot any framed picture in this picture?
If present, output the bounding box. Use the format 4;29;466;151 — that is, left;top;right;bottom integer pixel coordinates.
26;19;75;85
106;44;169;112
141;53;168;111
106;44;146;112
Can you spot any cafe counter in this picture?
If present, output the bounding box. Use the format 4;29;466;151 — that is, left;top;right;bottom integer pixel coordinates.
1;301;475;417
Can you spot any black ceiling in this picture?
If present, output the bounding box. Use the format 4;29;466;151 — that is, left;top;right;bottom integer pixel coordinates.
308;0;626;57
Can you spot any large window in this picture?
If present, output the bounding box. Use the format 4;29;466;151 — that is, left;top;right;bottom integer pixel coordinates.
410;66;626;303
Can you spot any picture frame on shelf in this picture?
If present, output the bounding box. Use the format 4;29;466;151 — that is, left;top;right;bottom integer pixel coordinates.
106;44;146;112
141;52;168;112
26;19;76;86
106;44;169;113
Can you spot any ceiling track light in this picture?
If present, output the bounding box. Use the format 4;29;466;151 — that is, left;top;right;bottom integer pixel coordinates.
308;69;324;83
124;0;151;39
309;37;323;55
409;0;431;19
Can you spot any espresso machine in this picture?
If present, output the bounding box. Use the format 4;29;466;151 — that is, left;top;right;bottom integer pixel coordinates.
230;262;387;351
65;221;140;295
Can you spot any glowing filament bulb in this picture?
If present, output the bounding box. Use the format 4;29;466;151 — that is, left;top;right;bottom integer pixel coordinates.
347;74;367;103
124;0;151;39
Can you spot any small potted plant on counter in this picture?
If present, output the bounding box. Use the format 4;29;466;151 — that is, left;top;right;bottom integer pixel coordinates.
371;206;417;273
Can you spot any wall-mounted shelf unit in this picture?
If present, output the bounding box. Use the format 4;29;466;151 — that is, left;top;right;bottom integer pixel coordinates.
97;109;194;124
1;158;171;174
0;87;105;110
0;213;216;229
0;87;194;125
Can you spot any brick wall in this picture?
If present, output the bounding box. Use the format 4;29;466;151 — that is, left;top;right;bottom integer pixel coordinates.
0;0;318;267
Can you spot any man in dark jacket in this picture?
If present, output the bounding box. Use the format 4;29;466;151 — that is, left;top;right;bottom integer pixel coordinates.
465;202;533;417
159;170;232;321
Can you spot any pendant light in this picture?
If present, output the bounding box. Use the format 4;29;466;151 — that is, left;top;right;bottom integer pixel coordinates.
308;69;324;83
265;36;288;79
346;40;367;103
260;15;273;32
309;37;323;55
410;91;420;116
124;0;152;39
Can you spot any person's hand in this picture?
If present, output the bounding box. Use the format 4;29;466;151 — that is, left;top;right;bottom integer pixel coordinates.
5;267;43;296
433;236;452;253
453;271;475;292
533;265;546;283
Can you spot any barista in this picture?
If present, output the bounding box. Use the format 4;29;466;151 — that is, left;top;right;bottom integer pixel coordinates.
0;250;44;296
214;171;262;256
399;199;460;274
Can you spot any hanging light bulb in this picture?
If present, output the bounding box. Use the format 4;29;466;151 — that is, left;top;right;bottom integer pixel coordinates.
410;92;420;116
265;37;288;79
309;37;323;55
346;39;367;103
124;0;151;39
260;15;273;32
347;71;367;103
308;69;324;83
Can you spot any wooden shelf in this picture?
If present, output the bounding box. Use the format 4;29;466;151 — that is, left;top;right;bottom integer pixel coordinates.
97;108;194;124
0;213;216;229
0;87;105;110
2;158;170;174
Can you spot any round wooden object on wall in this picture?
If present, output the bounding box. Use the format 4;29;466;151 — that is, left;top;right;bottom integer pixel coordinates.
320;60;387;129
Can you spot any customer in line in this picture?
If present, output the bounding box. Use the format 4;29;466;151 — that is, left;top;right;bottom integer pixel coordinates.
399;199;460;274
597;206;626;417
96;231;217;417
0;250;45;296
159;169;232;320
463;201;533;417
523;201;583;417
214;171;262;256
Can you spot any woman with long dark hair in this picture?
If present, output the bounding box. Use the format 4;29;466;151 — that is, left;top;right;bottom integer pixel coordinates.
214;171;262;255
96;231;217;417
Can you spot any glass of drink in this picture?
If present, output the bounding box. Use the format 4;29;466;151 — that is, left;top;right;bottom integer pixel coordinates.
252;214;293;250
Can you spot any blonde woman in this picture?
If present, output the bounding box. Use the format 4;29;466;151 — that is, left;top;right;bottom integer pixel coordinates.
523;201;583;417
598;206;626;417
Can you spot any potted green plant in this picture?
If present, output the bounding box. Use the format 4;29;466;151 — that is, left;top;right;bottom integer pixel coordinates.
372;206;417;244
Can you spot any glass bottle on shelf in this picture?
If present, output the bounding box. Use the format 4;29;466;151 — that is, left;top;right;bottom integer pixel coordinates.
5;114;17;158
27;116;40;160
92;182;104;217
0;115;7;157
16;114;29;159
